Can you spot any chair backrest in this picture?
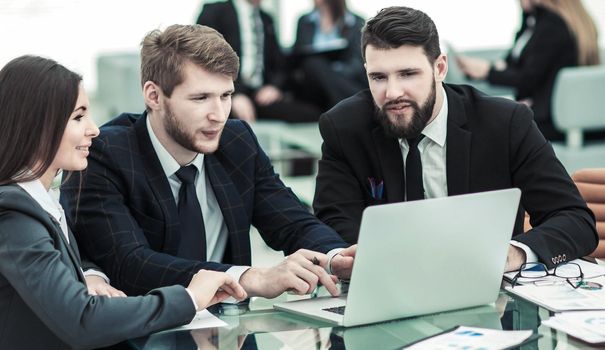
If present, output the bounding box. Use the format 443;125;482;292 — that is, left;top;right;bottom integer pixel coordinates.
552;65;605;148
96;52;144;122
523;168;605;258
572;168;605;258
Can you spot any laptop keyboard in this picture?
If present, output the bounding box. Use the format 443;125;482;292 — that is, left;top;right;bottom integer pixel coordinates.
322;306;346;315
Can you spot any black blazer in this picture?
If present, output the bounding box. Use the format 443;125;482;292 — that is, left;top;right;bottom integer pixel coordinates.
487;6;577;125
313;85;597;269
60;113;347;295
196;0;287;95
0;185;194;349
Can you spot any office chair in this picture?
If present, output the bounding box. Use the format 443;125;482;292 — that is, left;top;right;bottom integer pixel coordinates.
552;65;605;149
549;65;605;173
572;168;605;258
523;168;605;259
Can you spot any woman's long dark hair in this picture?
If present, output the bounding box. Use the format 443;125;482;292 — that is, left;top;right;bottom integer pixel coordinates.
0;55;82;185
326;0;347;24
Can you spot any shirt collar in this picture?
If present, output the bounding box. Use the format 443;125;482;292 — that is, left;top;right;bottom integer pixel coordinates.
146;116;204;178
421;85;448;147
17;179;62;223
234;0;255;15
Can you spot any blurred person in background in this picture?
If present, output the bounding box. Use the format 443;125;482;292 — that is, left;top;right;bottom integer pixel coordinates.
457;0;600;141
197;0;322;122
292;0;366;110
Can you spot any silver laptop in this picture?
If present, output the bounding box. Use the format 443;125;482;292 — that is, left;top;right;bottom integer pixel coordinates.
274;188;521;327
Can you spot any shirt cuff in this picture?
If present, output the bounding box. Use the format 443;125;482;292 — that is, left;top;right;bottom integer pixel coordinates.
510;240;538;263
221;265;251;304
185;288;200;311
326;248;345;275
82;269;110;284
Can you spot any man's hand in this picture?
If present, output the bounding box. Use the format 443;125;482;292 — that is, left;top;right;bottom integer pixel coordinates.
254;85;283;106
239;249;339;299
232;93;256;122
330;245;356;280
84;275;127;297
187;270;247;310
504;245;527;272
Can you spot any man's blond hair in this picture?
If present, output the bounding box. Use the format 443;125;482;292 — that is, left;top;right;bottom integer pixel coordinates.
140;24;239;97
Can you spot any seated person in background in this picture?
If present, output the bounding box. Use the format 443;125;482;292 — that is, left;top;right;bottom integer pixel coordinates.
292;0;367;110
60;24;355;300
0;55;246;349
313;6;597;272
197;0;322;123
456;0;600;141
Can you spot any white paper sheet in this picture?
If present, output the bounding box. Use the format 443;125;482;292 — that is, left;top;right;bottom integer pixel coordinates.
404;326;534;350
505;276;605;312
543;311;605;344
168;309;227;331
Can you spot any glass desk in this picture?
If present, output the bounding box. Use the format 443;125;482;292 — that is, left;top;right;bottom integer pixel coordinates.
128;287;601;349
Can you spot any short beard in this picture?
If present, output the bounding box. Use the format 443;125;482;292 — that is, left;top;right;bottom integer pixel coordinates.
163;101;201;153
375;80;437;139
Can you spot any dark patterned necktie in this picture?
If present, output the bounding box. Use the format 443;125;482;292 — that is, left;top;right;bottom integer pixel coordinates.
405;135;426;201
175;165;206;260
250;8;264;87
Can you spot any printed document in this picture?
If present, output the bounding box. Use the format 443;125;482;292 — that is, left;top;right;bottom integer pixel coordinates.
543;311;605;344
404;326;536;350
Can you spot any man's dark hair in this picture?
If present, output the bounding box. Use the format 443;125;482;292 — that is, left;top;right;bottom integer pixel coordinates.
361;6;441;63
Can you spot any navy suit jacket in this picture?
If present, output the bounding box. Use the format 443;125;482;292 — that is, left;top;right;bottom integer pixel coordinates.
61;113;347;295
313;85;597;269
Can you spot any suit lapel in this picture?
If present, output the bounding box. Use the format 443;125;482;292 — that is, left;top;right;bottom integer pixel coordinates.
445;85;472;196
48;215;86;282
226;0;242;56
204;154;249;263
133;113;181;255
372;126;405;202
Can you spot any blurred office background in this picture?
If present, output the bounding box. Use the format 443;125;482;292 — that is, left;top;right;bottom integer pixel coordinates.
2;0;605;178
2;0;604;99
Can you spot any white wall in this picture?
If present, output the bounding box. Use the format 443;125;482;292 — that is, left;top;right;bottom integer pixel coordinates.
1;0;604;93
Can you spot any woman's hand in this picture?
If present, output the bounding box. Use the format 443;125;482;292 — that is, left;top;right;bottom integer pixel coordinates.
187;270;247;310
85;275;127;297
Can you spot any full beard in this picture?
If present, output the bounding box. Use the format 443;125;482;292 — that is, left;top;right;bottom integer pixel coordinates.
375;80;437;139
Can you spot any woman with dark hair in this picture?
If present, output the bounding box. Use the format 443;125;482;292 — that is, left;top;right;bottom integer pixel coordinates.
0;55;246;349
292;0;366;110
456;0;600;141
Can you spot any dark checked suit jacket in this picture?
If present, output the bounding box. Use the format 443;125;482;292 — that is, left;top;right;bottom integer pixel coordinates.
313;85;597;269
60;112;347;295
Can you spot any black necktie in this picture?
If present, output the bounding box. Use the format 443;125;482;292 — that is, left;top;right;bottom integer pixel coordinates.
405;135;425;201
175;165;206;260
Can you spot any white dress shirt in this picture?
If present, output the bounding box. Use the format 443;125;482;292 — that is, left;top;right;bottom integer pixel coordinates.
17;179;110;282
398;87;537;262
146;118;250;285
